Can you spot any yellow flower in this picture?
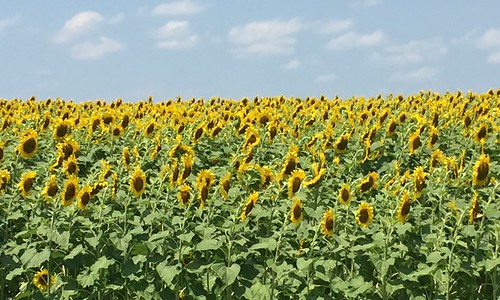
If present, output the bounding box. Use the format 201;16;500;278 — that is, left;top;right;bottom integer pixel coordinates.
33;268;55;292
0;141;4;162
130;166;146;197
413;166;426;198
338;184;351;206
62;176;78;206
259;165;274;188
469;192;481;224
304;163;326;188
180;153;194;183
386;118;397;137
143;120;156;138
63;155;79;177
77;185;92;210
397;190;411;224
473;122;487;143
220;172;231;199
192;123;204;142
473;154;490;187
408;130;421;155
427;126;439;148
53;119;71;140
359;172;379;193
41;175;58;202
122;147;131;170
334;134;349;154
321;208;335;237
90;181;107;197
0;169;11;194
17;129;38;159
288;169;305;198
177;184;191;206
240;191;259;222
18;171;36;198
356;202;374;228
111;124;123;138
290;198;304;225
244;126;261;150
279;144;299;180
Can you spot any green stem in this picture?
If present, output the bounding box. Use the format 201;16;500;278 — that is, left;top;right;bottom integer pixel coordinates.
270;207;289;300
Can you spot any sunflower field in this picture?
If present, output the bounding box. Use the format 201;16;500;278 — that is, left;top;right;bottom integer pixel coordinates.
0;90;499;300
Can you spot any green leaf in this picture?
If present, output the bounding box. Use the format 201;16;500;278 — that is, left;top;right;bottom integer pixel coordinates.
483;257;500;272
462;225;476;237
217;263;240;286
246;282;271;300
156;262;181;286
6;267;23;280
250;238;277;251
65;244;85;260
77;271;95;288
426;251;442;264
197;239;220;251
296;257;311;271
178;231;195;243
24;248;50;268
90;256;116;274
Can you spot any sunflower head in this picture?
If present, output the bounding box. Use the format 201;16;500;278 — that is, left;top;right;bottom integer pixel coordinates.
53;119;71;140
321;208;335;237
177;184;191;206
288;169;306;198
0;169;11;193
18;171;37;198
77;185;92;210
111;125;123;138
408;131;421;155
290;198;304;225
356;202;374;228
259;165;274;188
244;126;261;150
473;154;490;187
469;192;481;224
18;129;38;159
386;118;397;137
334;134;349;154
474;123;488;143
359;172;379;193
122;147;131;170
62;176;78;206
220;172;231;199
63;155;79;177
338;184;352;205
240;191;259;222
180;153;194;182
413;166;426;197
41;175;58;202
397;190;411;224
33;268;55;292
130;166;147;197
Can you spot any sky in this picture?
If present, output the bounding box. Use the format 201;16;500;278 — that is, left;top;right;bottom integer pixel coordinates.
1;0;500;102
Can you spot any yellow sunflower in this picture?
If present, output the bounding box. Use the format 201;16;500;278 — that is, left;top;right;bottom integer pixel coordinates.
473;154;490;187
259;165;274;188
356;202;374;228
62;176;78;206
473;122;487;143
413;166;426;198
0;169;11;193
63;155;79;177
18;171;36;198
90;181;107;197
427;126;439;148
321;208;335;237
17;129;38;159
408;130;421;155
304;163;326;188
397;190;411;224
77;185;92;210
386;118;397;137
99;159;113;181
111;125;123;138
33;268;55;292
0;141;4;162
192;123;204;142
130;166;146;197
469;192;481;224
220;172;231;199
334;134;349;154
177;184;191;206
338;184;352;206
290;198;304;225
359;172;379;193
180;153;194;183
53;119;71;140
41;175;58;202
170;159;180;186
279;144;299;179
122;147;131;170
288;169;306;198
240;191;259;222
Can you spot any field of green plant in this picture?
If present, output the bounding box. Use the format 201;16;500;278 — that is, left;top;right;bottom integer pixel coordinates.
0;90;499;299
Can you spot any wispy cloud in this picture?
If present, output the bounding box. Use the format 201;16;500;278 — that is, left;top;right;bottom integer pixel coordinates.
478;28;500;64
0;15;19;31
316;19;354;34
53;11;104;44
326;30;385;50
228;19;303;57
70;37;124;60
109;13;125;24
155;20;198;49
353;0;382;7
391;67;439;82
152;0;204;16
371;38;447;65
316;73;337;83
284;59;300;70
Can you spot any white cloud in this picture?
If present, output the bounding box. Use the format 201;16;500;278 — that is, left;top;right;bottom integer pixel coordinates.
53;11;104;44
155;20;198;49
316;73;337;83
152;0;203;16
228;19;303;57
70;37;124;60
326;30;385;50
0;15;19;31
109;13;125;24
478;28;500;49
371;38;447;65
354;0;382;7
486;52;500;64
284;59;300;70
391;67;439;82
317;19;354;34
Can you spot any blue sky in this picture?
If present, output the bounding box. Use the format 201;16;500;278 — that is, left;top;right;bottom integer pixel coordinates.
1;0;500;102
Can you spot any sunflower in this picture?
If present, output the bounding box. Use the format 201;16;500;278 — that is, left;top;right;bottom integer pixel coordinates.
195;169;214;209
41;175;58;202
413;166;426;197
473;154;490;187
430;149;446;169
90;181;107;197
427;126;439;148
334;134;349;154
62;176;78;206
321;208;335;237
240;191;259;222
397;190;411;224
130;166;146;197
244;126;261;150
77;185;92;210
143;120;156;138
63;155;79;177
180;153;194;183
408;130;421;155
150;137;162;159
192;123;204;142
290;198;304;225
99;160;113;181
177;184;191;206
59;138;79;159
356;202;374;228
338;184;352;206
0;141;4;162
359;172;379;193
473;123;487;143
53;119;71;140
111;125;123;138
259;165;274;188
304;163;326;188
170;159;180;186
122;147;131;170
386;118;397;137
33;268;55;292
17;129;38;159
288;169;306;198
0;169;11;193
220;172;231;199
279;144;299;179
18;171;36;198
111;173;118;199
469;192;480;224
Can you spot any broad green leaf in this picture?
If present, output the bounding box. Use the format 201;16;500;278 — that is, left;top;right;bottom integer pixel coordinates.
6;267;23;280
296;257;311;271
156;262;181;286
25;248;50;268
65;244;85;260
178;231;195;243
217;263;240;286
77;271;95;288
426;251;442;264
90;256;116;274
197;239;220;251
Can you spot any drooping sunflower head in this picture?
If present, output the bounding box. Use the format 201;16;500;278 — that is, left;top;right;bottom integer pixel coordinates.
240;191;259;222
386;118;397;137
41;175;58;202
192;123;204;142
304;164;326;188
220;172;231;199
77;185;92;210
474;122;488;143
290;198;304;225
413;166;426;197
338;183;352;206
143;120;156;138
356;201;374;228
18;170;37;198
288;169;306;198
359;172;379;193
408;131;421;155
0;169;11;193
63;155;79;177
195;169;215;189
122;147;131;170
469;192;481;224
397;190;411;224
130;166;146;197
33;268;55;292
180;153;194;182
177;184;191;206
321;208;335;237
0;141;4;162
427;126;439;148
259;165;274;188
473;154;490;187
334;134;349;154
62;176;78;206
430;148;446;169
18;129;38;159
90;181;107;197
99;159;113;181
